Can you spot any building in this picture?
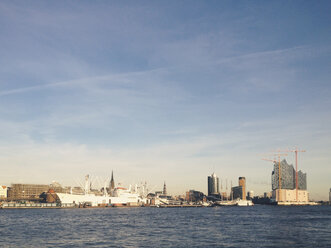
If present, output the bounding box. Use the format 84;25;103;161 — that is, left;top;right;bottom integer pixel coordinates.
0;185;7;200
7;183;69;201
239;177;246;200
271;159;309;203
186;190;205;202
263;192;272;198
272;189;309;202
208;172;219;196
329;188;331;204
231;177;246;200
232;186;243;200
7;184;51;201
271;159;307;190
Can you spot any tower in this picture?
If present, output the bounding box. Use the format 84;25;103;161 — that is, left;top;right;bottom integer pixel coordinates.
163;181;167;195
239;177;246;200
110;171;115;190
208;172;219;196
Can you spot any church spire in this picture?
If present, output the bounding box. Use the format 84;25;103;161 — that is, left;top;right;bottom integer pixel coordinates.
163;181;167;195
110;171;115;190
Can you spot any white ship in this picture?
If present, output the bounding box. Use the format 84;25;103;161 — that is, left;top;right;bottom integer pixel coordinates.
56;175;147;207
214;199;254;206
215;200;237;206
236;199;254;206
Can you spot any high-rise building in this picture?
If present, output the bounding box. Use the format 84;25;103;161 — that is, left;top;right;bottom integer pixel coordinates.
230;177;247;200
271;159;307;190
239;177;246;200
208;172;219;196
232;186;243;200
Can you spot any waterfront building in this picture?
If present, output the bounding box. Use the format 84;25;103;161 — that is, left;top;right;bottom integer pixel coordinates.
271;159;307;190
207;172;220;196
263;192;272;198
186;190;205;202
239;177;246;200
231;177;247;200
272;189;309;202
232;186;243;200
7;183;69;201
247;191;254;200
0;185;7;200
7;184;51;201
271;159;309;203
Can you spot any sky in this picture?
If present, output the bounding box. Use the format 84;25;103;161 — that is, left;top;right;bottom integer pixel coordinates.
0;0;330;200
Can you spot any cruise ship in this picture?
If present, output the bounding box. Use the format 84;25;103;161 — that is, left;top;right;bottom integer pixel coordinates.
56;175;147;207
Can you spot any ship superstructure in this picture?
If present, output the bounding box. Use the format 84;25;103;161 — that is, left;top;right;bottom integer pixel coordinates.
56;174;147;207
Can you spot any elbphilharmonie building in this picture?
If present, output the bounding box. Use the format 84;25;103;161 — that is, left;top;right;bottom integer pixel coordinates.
271;159;307;190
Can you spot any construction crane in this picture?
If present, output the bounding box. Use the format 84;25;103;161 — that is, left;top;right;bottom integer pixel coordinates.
274;147;306;202
262;153;288;202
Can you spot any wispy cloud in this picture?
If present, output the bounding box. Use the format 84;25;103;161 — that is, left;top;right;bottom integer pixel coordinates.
0;1;330;199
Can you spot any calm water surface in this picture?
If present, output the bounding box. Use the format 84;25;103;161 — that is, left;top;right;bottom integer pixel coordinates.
0;205;331;247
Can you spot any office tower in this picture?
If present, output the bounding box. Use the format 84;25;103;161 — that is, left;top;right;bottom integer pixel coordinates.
208;172;219;196
239;177;246;200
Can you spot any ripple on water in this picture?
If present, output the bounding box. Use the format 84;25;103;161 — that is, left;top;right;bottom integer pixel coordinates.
0;206;331;247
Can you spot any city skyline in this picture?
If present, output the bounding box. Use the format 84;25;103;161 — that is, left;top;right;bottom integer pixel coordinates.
0;1;331;200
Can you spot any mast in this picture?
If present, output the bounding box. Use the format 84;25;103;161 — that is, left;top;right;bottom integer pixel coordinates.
84;175;90;195
104;179;108;197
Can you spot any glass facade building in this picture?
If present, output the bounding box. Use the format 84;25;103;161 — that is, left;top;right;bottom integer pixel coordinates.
208;173;219;196
271;159;307;190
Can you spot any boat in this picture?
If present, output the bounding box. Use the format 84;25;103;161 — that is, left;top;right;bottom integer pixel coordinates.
236;199;254;206
214;200;237;206
56;175;147;207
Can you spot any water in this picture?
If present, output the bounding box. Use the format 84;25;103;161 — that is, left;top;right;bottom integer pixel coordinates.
1;205;331;247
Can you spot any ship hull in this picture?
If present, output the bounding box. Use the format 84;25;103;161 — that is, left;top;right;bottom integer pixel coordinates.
56;193;143;207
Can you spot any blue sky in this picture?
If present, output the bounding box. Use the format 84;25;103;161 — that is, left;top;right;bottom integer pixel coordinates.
0;1;330;199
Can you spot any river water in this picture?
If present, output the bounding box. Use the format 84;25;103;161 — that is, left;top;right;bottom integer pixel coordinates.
0;205;331;247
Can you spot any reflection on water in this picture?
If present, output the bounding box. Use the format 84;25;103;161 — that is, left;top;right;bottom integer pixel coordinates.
1;206;331;247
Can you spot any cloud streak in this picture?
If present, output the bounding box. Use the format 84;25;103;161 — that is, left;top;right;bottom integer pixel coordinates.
0;1;330;199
